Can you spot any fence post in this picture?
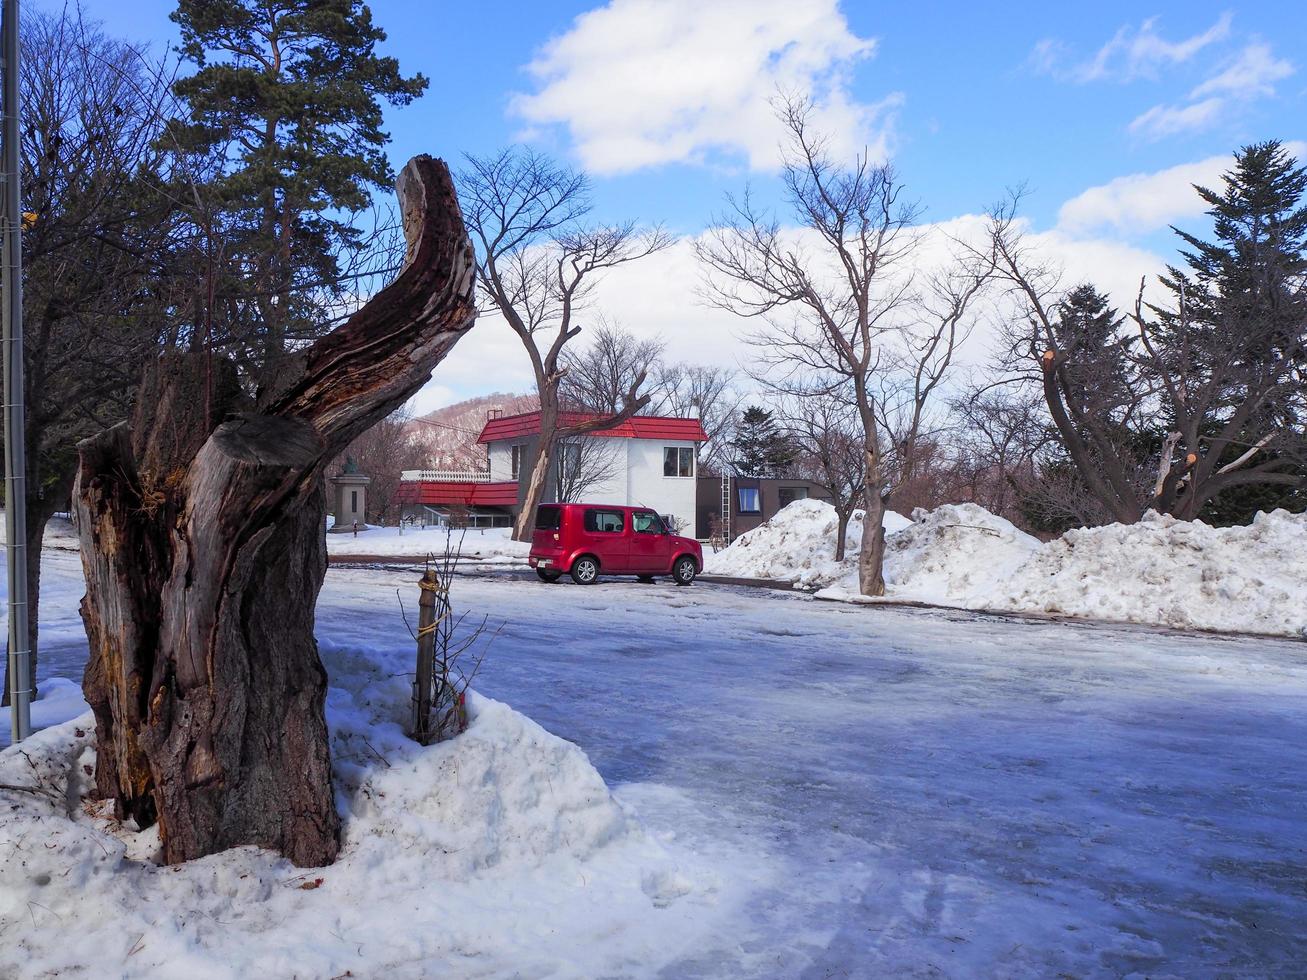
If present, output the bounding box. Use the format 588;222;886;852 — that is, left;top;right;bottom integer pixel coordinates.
411;569;439;744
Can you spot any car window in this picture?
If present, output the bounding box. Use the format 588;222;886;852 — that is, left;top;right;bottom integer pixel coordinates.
583;508;625;533
535;505;562;531
632;511;665;534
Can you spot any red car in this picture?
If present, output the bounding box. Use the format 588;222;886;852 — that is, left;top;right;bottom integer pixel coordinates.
529;503;703;586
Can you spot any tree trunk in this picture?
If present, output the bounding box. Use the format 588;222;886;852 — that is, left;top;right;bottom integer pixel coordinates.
512;403;558;542
74;156;476;867
858;447;887;597
834;507;850;562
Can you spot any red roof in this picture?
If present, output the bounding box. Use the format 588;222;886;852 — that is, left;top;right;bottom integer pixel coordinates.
393;481;518;508
477;410;707;444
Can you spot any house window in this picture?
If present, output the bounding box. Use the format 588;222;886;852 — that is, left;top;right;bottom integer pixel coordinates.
777;487;809;508
583;508;625;533
633;510;666;535
663;446;694;478
511;444;525;480
737;487;761;513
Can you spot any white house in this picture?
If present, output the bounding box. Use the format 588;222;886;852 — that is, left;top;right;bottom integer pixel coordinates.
396;410;707;532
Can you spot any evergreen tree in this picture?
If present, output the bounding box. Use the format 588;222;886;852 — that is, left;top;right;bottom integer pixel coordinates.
168;0;427;375
730;405;798;477
1155;141;1307;522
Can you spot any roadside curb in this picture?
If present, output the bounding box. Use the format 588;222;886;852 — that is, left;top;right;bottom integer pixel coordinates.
808;590;1304;644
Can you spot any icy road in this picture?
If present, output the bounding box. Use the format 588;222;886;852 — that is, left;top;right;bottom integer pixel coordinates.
19;552;1307;976
319;563;1307;977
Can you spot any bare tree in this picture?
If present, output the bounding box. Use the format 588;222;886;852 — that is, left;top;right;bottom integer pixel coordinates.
458;149;671;541
3;11;177;705
983;205;1158;524
784;393;866;560
873;248;995;509
553;436;623;502
336;404;426;524
698;96;923;596
560;318;665;412
951;385;1049;523
655;362;741;472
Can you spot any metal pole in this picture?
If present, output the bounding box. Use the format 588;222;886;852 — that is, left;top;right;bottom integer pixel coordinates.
3;0;31;743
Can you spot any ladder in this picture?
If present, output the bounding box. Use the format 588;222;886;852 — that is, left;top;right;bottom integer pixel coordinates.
719;473;731;545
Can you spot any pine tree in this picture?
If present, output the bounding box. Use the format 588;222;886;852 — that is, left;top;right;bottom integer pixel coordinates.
730;405;798;477
1155;141;1307;522
168;0;428;374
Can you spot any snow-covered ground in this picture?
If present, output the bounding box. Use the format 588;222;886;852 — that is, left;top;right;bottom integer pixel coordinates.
4;552;1307;975
324;523;530;563
706;498;1307;637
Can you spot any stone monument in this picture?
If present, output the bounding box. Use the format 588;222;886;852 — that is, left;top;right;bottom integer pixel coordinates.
328;457;371;533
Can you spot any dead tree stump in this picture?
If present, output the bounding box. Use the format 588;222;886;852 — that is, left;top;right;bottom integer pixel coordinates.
73;157;476;867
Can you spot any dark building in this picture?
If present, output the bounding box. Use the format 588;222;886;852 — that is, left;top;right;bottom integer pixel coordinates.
695;474;834;541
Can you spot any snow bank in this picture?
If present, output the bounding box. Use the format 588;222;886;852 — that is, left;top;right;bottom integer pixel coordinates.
878;503;1042;606
703;498;911;587
326;524;529;563
0;642;729;977
998;509;1307;637
709;499;1307;637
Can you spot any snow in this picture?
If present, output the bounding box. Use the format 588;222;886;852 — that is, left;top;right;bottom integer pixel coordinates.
325;524;530;563
703;498;911;587
0;625;741;978
5;541;1307;974
707;498;1307;637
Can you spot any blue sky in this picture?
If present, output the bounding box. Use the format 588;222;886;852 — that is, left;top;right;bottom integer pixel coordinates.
69;0;1307;407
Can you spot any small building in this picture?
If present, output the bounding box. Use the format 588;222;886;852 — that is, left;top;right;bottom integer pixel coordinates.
395;410;708;531
695;474;834;541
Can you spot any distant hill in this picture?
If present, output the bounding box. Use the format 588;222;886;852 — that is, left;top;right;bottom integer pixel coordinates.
406;392;538;469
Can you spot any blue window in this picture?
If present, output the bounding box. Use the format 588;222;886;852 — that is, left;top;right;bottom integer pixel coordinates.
737;488;761;513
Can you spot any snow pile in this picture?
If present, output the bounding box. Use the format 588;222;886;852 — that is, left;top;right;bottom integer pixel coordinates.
997;509;1307;637
703;498;911;587
326;524;530;563
0;643;730;977
710;498;1307;636
877;503;1042;606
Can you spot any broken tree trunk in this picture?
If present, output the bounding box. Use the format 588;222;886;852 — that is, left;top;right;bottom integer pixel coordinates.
74;156;476;867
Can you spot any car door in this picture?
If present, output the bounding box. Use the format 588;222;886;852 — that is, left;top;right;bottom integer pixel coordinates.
628;510;671;572
582;507;630;572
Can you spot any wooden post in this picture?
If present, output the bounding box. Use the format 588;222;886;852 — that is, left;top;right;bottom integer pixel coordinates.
411;569;439;745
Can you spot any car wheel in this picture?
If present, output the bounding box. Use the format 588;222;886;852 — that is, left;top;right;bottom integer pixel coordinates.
535;568;561;583
637;574;656;583
570;556;600;585
672;556;696;586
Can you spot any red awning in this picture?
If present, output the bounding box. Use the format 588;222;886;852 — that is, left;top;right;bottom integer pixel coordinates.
393;481;518;507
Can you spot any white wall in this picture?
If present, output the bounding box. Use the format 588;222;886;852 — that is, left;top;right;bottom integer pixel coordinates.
626;439;697;532
485;435;698;529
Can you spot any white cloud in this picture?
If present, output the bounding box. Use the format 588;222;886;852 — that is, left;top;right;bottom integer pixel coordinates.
1191;41;1294;99
1127;97;1225;140
510;0;896;175
1032;13;1231;83
1057;155;1228;235
1126;40;1295;141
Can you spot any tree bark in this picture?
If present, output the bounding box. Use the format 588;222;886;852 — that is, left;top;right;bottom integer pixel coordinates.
858;445;888;597
74;156;476;866
512;400;559;542
834;507;850;563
